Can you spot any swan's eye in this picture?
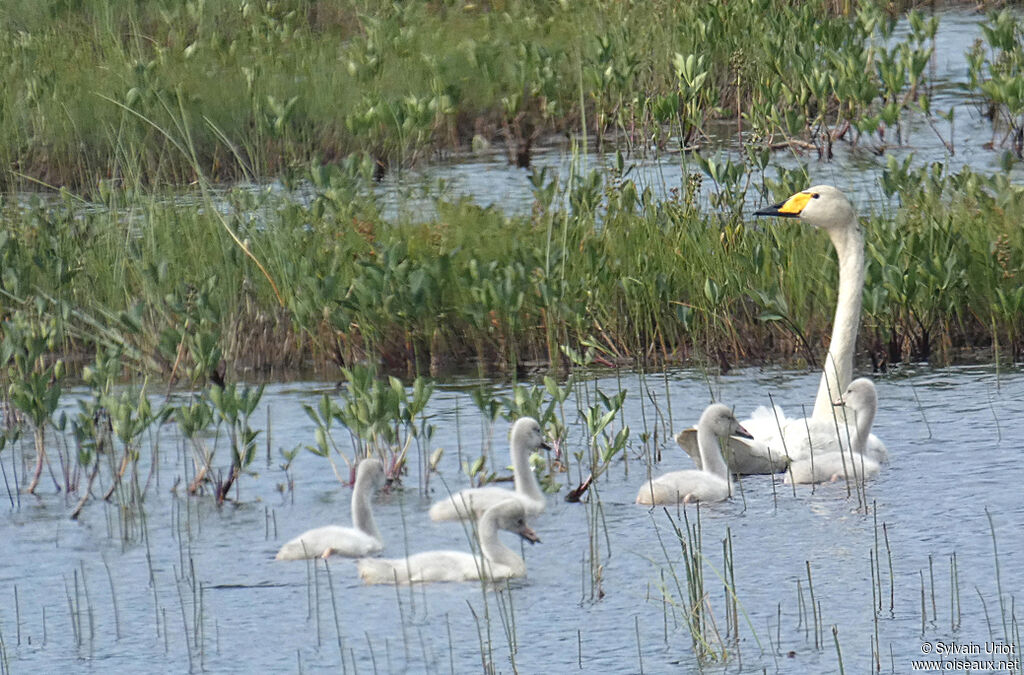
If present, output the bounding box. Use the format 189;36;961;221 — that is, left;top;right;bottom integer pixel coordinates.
811;193;820;199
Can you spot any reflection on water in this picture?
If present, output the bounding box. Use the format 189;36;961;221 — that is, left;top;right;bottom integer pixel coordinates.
2;364;1023;672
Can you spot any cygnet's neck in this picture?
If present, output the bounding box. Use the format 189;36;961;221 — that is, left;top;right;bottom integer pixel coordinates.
511;438;544;502
851;401;875;455
696;425;731;482
351;471;381;541
812;224;865;422
478;513;526;576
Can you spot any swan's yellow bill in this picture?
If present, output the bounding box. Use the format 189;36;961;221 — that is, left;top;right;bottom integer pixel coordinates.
754;190;812;218
778;191;813;214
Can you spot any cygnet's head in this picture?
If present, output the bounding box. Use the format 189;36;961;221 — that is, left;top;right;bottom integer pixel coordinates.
485;500;541;544
833;377;878;414
510;416;552;451
754;185;856;232
700;404;753;439
355;457;387;489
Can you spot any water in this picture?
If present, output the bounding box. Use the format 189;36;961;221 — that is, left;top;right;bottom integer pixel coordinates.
2;365;1023;673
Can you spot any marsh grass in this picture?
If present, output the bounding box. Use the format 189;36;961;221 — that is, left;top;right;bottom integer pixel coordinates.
657;507;717;660
0;1;998;190
1;2;1023;387
0;618;7;675
831;624;845;674
4;158;1022;398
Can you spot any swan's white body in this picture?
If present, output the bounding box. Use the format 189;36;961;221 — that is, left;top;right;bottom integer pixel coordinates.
275;458;386;560
429;417;549;521
786;378;883;484
677;186;886;473
766;408;887;464
637;404;751;505
357;500;540;584
785;450;880;485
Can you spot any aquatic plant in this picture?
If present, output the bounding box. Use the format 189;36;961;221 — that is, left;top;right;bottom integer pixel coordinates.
968;10;1024;157
305;364;435;486
1;311;65;494
208;382;265;503
566;387;630;502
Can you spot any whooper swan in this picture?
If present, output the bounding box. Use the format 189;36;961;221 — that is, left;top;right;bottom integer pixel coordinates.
677;186;885;473
357;500;539;584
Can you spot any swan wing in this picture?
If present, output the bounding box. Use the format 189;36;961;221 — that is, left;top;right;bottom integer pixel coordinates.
782;424;887;464
674;427;702;466
785;451;881;484
741;405;789;445
429;487;543;521
636;470;731;505
359;551;504;584
674;427;788;475
865;433;888;463
358;557;410;584
276;525;382;560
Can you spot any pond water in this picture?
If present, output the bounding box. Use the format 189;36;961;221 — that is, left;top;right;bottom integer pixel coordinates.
2;364;1023;673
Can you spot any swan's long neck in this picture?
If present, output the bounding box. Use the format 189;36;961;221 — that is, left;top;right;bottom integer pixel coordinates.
478;515;526;576
351;472;381;541
696;425;731;482
813;224;865;422
511;440;544;502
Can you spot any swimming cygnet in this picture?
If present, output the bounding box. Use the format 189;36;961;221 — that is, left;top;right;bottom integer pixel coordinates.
275;458;386;560
785;378;882;485
637;404;752;505
429;416;548;521
357;500;539;584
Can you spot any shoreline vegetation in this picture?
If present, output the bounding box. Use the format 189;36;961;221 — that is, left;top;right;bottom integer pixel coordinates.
0;0;1022;386
3;0;1024;189
2;154;1021;383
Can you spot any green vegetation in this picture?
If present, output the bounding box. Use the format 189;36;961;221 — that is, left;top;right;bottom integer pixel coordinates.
1;0;1021;382
0;1;1019;373
1;158;1022;386
2;0;1017;189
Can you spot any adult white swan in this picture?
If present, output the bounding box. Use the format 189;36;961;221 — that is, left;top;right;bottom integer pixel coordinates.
429;416;549;521
275;458;386;560
676;185;884;472
637;404;752;504
357;500;540;584
786;378;882;484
